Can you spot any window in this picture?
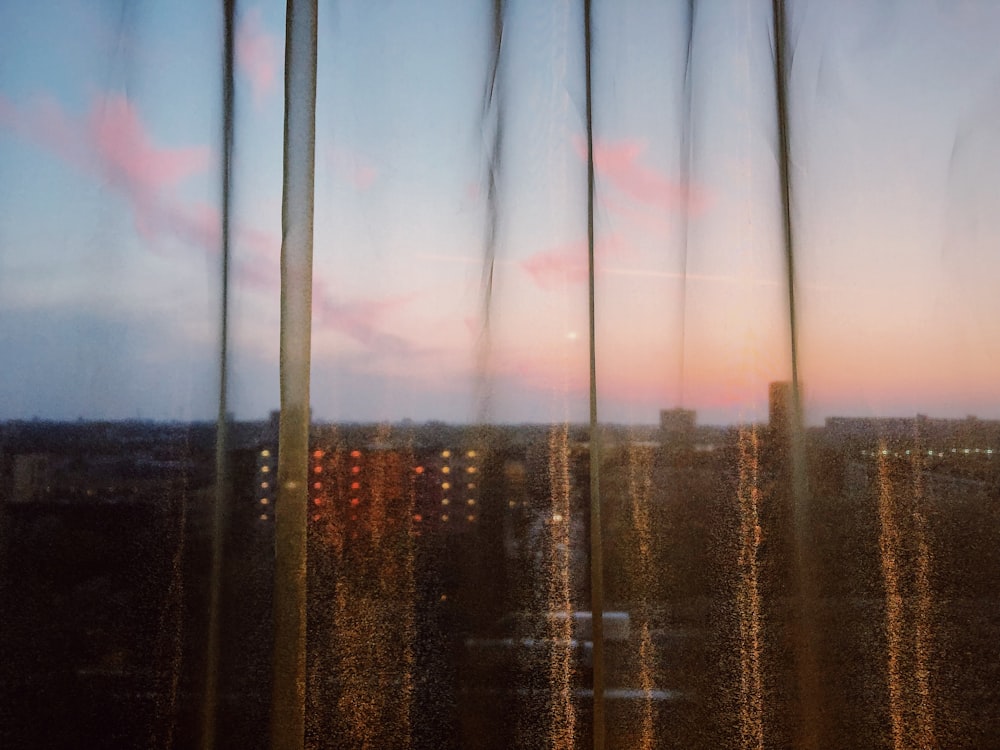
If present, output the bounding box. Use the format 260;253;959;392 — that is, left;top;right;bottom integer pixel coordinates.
2;1;1000;748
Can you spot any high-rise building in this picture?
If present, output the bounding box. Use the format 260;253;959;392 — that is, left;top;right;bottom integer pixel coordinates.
768;382;794;435
660;408;696;445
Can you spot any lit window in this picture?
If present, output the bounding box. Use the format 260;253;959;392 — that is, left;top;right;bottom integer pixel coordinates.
467;515;475;522
441;466;450;474
261;498;269;505
467;450;477;458
442;482;450;489
313;465;323;474
313;450;324;459
467;499;475;506
261;449;271;458
441;514;449;522
261;482;269;489
466;466;477;474
442;450;451;458
442;498;450;505
350;450;362;458
259;514;268;521
313;482;322;490
350;498;360;506
413;514;423;522
261;465;270;473
313;498;323;506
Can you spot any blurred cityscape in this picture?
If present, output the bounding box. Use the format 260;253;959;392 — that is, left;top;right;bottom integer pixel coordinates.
2;385;1000;748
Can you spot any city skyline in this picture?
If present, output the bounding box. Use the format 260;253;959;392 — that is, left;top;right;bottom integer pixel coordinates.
2;0;1000;425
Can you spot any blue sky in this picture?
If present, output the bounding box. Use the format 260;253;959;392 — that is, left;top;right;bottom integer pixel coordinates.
2;0;999;424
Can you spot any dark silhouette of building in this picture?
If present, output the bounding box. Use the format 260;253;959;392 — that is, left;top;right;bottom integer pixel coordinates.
768;382;794;435
660;408;695;453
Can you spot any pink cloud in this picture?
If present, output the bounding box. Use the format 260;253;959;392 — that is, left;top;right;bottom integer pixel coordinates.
0;94;82;167
0;92;208;204
522;248;588;287
520;235;626;290
311;279;422;356
0;92;226;269
236;7;280;106
573;136;709;216
89;96;209;193
1;90;422;360
0;90;279;272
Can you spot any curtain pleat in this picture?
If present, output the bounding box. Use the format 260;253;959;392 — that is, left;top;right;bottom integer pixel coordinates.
272;0;318;748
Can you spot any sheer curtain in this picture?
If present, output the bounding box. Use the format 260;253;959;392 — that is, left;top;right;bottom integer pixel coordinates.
2;1;1000;748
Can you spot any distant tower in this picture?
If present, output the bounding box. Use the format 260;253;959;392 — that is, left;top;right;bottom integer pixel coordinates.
768;382;794;435
660;408;696;455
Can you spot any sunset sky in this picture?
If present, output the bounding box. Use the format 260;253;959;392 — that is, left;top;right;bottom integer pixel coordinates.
2;0;999;425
